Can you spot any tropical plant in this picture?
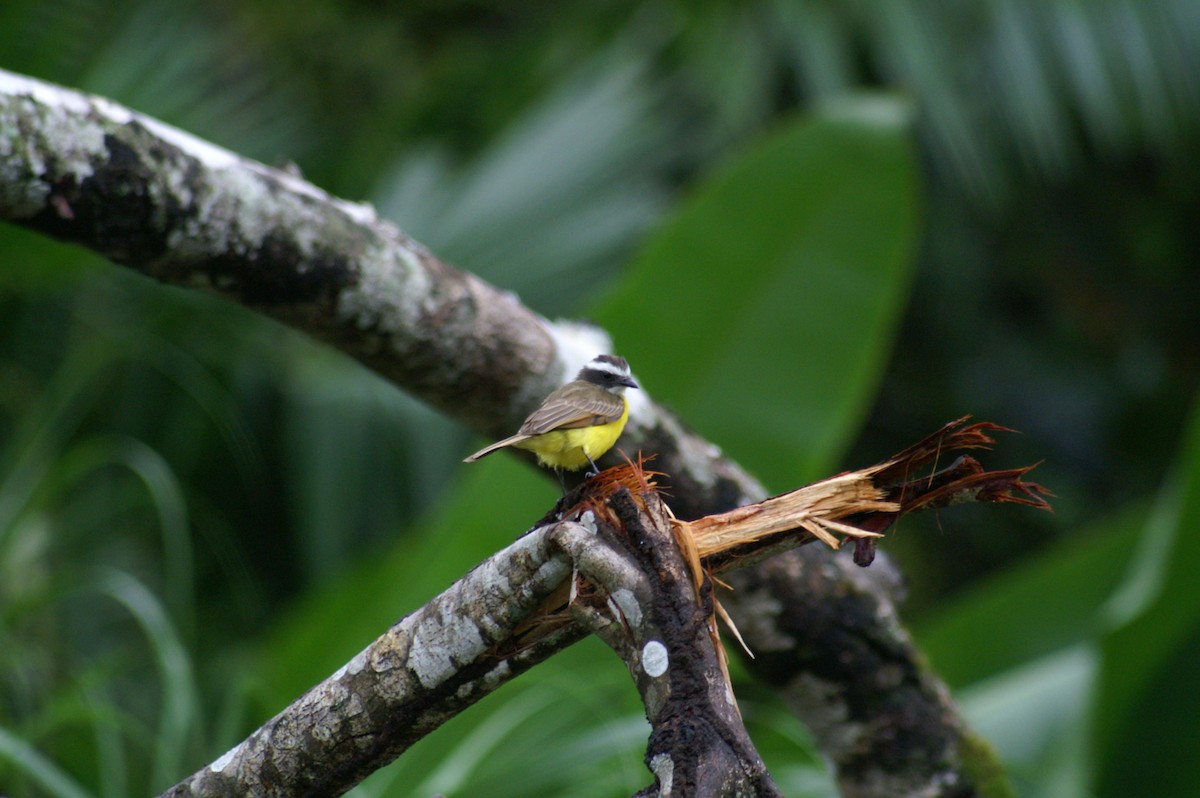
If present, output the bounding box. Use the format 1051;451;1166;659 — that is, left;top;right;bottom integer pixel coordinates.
2;0;1198;795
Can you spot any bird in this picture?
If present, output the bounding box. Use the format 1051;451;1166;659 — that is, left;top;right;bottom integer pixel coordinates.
464;354;639;486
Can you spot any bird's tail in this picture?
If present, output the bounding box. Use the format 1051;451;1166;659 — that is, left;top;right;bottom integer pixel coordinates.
463;434;530;462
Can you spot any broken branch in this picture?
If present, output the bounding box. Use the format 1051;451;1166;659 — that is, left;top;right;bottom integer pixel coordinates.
673;416;1051;573
160;417;1044;797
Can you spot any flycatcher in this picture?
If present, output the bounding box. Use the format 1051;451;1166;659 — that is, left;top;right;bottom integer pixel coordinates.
464;354;639;477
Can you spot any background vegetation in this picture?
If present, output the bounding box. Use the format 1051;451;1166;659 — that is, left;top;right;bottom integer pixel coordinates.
2;1;1198;796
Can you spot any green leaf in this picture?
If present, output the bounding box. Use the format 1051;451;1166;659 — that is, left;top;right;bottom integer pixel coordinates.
909;504;1148;795
915;503;1144;688
958;646;1095;798
374;52;668;317
84;569;199;792
1096;623;1200;797
596;94;919;486
0;725;95;798
1091;396;1200;795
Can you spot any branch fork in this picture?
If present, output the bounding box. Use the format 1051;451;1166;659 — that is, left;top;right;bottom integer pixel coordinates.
159;418;1048;796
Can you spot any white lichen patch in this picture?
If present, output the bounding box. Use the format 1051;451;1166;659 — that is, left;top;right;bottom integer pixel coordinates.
337;240;430;335
176;165;322;264
609;588;643;628
0;115;50;215
667;429;727;487
217;168;280;256
336;197;379;227
172;183;227;255
408;603;485;690
642;640;669;678
160;158;196;221
1;71;96;115
1;70;234;187
530;554;571;595
127;114;237;171
486;659;511;684
475;609;503;641
209;745;238;773
469;556;521;639
648;753;674;796
0;93;106;216
577;510;598;535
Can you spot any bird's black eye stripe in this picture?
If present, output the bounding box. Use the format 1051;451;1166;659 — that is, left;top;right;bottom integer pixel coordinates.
581;368;607;383
580;367;628;385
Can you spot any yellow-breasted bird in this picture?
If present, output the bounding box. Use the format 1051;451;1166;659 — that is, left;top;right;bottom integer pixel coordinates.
463;355;639;484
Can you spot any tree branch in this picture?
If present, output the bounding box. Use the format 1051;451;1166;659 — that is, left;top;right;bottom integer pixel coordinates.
159;525;577;796
160;428;1045;796
2;70;1035;797
160;472;791;798
555;489;780;797
0;68;760;516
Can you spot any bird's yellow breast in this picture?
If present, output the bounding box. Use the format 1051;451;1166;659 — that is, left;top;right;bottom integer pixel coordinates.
513;397;629;471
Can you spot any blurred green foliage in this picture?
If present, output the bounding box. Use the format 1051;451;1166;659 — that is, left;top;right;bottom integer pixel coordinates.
2;1;1199;796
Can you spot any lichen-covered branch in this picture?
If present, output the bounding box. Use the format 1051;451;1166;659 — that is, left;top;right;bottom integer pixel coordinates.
160;527;578;797
0;68;761;512
0;69;567;435
723;555;1015;798
161;462;860;798
2;70;1035;797
158;472;776;798
159;444;1034;796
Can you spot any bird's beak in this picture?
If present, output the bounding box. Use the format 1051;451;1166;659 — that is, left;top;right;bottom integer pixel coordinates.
622;376;640;389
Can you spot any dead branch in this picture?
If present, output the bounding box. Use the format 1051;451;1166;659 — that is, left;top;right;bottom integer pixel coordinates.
711;419;1050;798
161;421;1044;796
555;489;780;797
683;416;1051;572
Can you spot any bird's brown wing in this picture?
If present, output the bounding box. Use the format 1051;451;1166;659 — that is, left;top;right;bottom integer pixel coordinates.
518;382;625;435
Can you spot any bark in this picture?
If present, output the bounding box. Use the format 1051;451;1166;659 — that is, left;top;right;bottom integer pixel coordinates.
557;488;781;797
158;430;1043;797
0;68;757;515
726;557;1002;798
160;525;578;796
1;70;1030;797
162;475;794;798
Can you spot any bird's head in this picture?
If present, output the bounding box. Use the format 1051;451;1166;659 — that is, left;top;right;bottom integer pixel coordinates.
578;354;639;393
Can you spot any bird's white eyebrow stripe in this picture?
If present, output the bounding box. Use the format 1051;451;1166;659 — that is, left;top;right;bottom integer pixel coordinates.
585;358;629;377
